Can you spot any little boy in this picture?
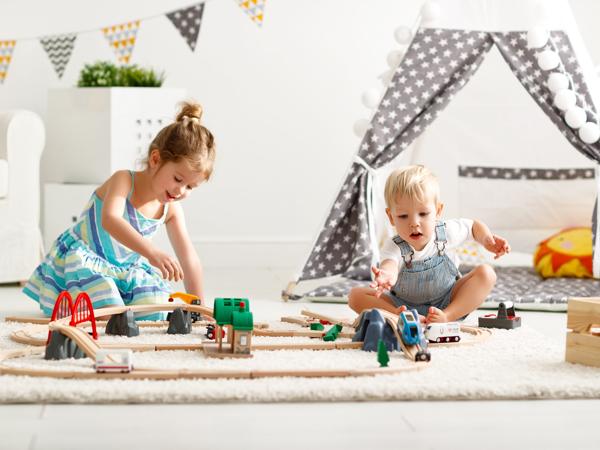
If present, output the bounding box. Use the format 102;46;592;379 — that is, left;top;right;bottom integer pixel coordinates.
348;165;510;323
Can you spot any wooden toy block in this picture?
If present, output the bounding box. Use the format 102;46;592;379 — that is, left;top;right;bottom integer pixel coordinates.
566;297;600;367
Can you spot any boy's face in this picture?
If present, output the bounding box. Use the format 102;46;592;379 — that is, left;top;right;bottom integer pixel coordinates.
386;190;443;251
150;150;205;204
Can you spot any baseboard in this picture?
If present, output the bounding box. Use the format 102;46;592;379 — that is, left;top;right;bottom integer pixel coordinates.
152;230;312;270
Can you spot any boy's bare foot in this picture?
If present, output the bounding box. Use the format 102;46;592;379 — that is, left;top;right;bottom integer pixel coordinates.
426;306;448;323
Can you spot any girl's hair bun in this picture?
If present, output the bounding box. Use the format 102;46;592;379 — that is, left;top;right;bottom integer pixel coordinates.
176;101;203;122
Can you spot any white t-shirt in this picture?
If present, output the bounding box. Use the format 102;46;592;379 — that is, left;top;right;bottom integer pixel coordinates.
379;218;474;271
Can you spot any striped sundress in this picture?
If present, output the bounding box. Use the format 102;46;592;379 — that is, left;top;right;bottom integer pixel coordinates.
23;171;171;320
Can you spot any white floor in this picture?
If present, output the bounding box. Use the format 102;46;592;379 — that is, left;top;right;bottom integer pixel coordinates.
1;267;599;450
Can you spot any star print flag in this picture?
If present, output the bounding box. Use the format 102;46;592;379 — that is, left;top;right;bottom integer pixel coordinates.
167;3;205;51
0;40;16;84
236;0;266;27
102;20;140;64
294;28;600;300
39;33;76;79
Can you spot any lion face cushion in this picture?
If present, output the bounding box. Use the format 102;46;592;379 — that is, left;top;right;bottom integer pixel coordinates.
533;227;593;278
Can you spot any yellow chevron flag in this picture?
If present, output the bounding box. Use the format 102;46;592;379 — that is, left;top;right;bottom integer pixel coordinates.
102;21;140;64
0;40;16;84
237;0;266;27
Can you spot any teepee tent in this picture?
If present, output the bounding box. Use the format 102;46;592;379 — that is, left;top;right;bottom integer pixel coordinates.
285;0;600;301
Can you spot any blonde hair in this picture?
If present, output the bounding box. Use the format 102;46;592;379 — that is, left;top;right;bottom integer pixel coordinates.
384;165;440;208
146;101;216;179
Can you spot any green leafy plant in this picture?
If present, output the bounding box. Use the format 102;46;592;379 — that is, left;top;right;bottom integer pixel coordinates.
77;61;165;87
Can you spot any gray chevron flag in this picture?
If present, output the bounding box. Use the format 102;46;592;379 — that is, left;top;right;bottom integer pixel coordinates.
40;33;76;79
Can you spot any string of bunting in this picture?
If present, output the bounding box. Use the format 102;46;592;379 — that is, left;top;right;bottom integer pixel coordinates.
0;0;266;84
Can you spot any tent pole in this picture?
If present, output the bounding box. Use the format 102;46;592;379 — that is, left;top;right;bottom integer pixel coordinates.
594;165;600;278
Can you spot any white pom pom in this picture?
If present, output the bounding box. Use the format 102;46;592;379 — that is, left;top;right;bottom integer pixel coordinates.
353;119;371;138
527;27;549;49
579;122;600;144
553;89;577;111
547;72;569;93
394;26;412;45
362;88;382;109
379;70;395;86
386;50;404;69
421;1;441;22
537;50;560;71
565;107;587;129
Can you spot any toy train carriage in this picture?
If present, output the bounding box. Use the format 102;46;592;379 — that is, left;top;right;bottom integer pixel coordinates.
95;349;133;373
424;322;461;343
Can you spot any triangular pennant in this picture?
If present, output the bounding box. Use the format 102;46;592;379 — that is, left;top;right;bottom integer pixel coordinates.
102;20;140;64
166;3;205;51
236;0;266;27
0;40;16;85
39;33;77;79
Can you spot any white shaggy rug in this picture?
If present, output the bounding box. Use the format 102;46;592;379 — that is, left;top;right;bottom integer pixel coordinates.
1;319;599;403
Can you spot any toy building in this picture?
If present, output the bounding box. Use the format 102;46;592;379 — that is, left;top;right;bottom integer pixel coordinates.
205;297;254;358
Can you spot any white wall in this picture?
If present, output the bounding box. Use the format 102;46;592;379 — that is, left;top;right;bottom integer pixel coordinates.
1;0;600;271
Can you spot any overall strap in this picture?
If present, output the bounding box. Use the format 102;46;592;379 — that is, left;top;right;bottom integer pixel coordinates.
392;235;415;268
127;170;135;200
434;221;447;255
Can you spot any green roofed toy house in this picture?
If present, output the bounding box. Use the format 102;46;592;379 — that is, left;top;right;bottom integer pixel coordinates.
213;298;254;355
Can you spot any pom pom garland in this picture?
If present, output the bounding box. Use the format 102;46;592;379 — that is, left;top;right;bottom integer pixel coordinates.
353;119;371;138
420;1;441;22
394;26;412;45
537;49;560;71
386;50;404;69
527;27;549;49
361;88;382;109
547;72;569;93
579;122;600;144
564;107;587;129
553;89;577;111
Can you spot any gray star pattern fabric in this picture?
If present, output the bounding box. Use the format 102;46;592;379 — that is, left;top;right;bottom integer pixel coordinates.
39;33;76;79
296;27;600;301
167;3;205;51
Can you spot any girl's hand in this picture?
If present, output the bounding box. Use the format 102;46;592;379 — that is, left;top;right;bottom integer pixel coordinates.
483;234;511;259
370;266;397;298
148;249;184;282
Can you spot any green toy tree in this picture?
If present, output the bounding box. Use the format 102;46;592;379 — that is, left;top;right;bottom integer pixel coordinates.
377;339;390;367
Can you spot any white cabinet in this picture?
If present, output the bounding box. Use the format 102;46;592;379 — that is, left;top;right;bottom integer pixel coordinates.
43;183;99;249
44;87;186;184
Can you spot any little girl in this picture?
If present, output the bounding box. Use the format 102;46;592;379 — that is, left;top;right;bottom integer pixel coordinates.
23;101;215;320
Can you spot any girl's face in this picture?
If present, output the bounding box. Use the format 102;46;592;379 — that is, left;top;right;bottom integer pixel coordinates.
149;151;205;204
385;190;443;251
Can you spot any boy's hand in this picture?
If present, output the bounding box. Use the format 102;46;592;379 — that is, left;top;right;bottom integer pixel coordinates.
483;235;511;259
148;249;185;282
370;266;397;298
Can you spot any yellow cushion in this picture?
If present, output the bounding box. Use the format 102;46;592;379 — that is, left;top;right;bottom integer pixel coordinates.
533;227;593;278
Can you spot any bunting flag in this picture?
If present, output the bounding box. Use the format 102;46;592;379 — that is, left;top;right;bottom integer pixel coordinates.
0;40;16;84
102;20;140;64
167;3;205;51
39;33;76;79
237;0;266;27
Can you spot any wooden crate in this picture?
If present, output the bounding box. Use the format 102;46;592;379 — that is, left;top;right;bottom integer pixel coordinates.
565;297;600;367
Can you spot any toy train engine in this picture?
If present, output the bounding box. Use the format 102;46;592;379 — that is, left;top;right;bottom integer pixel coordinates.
425;322;461;343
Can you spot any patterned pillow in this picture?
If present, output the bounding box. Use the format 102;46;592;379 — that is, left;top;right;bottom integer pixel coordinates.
533;227;593;278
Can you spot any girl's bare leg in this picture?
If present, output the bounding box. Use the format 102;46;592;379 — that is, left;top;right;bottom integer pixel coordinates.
427;264;496;323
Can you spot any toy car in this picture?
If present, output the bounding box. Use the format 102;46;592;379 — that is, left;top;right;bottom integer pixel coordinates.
398;310;420;345
425;322;461;343
95;349;133;373
205;323;225;340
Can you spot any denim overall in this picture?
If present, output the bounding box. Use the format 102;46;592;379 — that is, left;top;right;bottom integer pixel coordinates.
387;222;461;316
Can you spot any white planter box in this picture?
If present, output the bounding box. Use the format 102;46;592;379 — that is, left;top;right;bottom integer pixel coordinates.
45;87;186;184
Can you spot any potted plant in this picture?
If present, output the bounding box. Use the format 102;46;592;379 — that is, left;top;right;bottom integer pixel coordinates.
44;61;186;184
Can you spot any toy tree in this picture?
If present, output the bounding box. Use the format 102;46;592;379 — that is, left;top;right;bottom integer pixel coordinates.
377;338;390;367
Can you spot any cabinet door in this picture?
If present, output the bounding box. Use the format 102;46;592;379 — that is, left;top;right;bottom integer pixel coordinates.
44;183;99;248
